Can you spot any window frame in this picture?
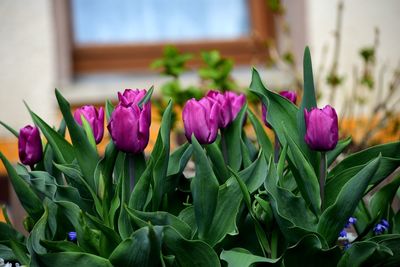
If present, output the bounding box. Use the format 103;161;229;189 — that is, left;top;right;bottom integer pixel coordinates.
63;0;274;74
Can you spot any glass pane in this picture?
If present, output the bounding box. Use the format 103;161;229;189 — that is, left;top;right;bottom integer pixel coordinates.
71;0;250;44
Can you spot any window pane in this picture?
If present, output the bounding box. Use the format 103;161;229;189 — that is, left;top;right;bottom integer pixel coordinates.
71;0;250;44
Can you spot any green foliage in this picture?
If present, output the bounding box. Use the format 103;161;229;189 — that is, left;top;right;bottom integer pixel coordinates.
151;45;192;78
199;50;237;91
1;48;399;266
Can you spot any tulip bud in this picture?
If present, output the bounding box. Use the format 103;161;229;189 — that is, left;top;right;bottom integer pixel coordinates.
73;105;104;144
18;125;43;166
182;97;219;144
108;89;151;154
304;105;338;151
206;90;246;128
262;90;297;128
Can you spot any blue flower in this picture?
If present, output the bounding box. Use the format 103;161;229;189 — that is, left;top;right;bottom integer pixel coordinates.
373;219;390;235
381;219;389;228
68;231;77;242
339;229;347;238
344;216;357;228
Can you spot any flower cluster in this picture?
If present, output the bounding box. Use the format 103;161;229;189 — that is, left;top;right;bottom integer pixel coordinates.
373;219;390;235
108;89;151;153
182;90;245;144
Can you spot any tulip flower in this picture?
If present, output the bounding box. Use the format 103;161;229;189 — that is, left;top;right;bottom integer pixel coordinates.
73;105;104;144
18;125;43;166
206;90;246;128
182;97;219;144
108;89;151;154
304;105;338;151
262;90;297;128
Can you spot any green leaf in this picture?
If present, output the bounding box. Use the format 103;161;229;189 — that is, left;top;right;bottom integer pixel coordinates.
249;68;298;154
39;252;112;267
25;103;74;164
297;46;319;173
247;109;273;159
0;120;19;137
206;142;229;183
0;152;44;221
0;222;24;242
105;100;114;123
55;89;99;190
264;157;318;244
223;103;247;171
368;234;400;265
190;136;219;240
0;243;17;262
80;115;97;150
327;137;352;166
325;157;400;208
9;240;29;265
84;213;121;257
207;152;268;246
220;248;280;267
337;241;393;267
228;166;271;256
138;85;154;108
163;226;221;267
125;207;192;239
329;141;400;178
284;234;341;267
318;155;381;245
167;142;192;177
117;153;133;239
369;173;400;219
129;159;154;211
109;226;162;267
53;162;103;216
284;128;320;215
151;100;172;210
40;240;84;253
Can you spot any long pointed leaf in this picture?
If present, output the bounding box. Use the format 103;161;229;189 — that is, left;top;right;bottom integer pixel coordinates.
318;155;381;245
55;89;99;190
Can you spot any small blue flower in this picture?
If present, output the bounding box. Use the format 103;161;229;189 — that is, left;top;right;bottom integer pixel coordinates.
373;224;386;235
345;216;357;228
68;231;77;242
381;219;389;229
339;229;347;238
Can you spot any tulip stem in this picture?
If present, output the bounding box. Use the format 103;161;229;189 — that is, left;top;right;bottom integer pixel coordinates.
221;130;228;165
319;152;327;210
274;133;280;163
128;154;135;191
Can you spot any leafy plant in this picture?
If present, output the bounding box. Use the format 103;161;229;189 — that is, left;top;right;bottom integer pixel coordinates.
0;48;399;266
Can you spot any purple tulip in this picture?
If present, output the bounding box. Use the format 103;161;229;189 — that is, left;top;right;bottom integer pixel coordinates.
304;105;338;151
182;97;219;144
108;89;151;154
73;105;104;144
206;90;246;128
262;90;297;128
18;125;43;166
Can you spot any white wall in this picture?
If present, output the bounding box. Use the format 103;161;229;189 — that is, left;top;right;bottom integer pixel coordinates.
0;0;57;137
306;0;400;111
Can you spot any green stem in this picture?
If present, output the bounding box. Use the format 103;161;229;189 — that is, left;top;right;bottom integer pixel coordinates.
221;129;228;165
274;133;280;163
319;152;327;210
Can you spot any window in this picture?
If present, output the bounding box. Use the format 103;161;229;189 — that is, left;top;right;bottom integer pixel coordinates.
63;0;274;73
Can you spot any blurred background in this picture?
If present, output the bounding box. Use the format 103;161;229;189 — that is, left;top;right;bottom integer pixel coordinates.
0;0;399;226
